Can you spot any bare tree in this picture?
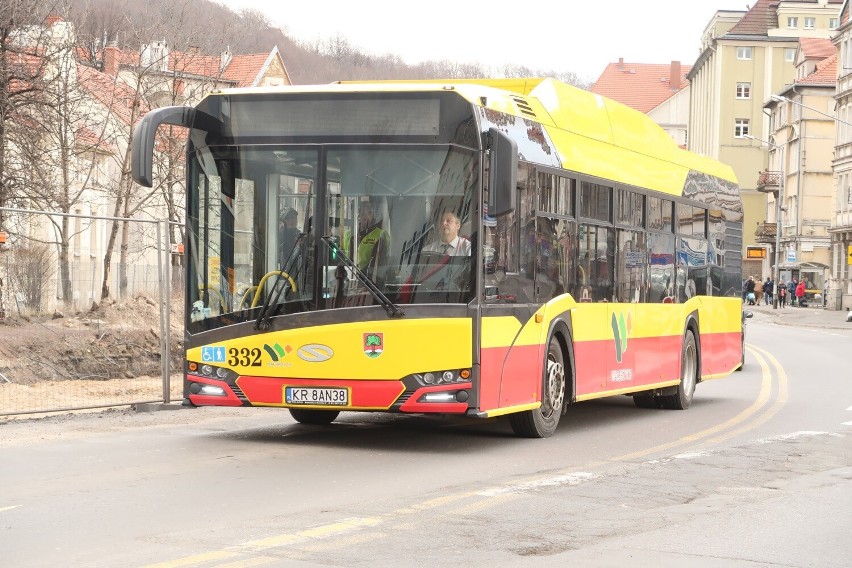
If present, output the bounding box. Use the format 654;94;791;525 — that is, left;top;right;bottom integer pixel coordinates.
0;1;68;224
94;0;234;301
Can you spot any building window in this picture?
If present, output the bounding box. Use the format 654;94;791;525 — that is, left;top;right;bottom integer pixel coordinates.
786;17;798;28
804;17;815;29
734;119;750;138
736;82;751;99
737;46;752;60
785;48;796;62
830;17;839;30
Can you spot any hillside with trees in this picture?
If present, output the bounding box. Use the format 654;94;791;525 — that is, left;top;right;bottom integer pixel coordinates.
1;0;586;312
64;0;587;86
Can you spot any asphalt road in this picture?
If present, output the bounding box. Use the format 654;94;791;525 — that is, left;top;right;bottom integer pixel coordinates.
1;308;850;567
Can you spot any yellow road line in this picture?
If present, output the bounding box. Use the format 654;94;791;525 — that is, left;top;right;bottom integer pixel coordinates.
214;556;279;568
612;344;774;462
144;550;239;568
705;344;788;444
146;343;786;567
0;506;20;513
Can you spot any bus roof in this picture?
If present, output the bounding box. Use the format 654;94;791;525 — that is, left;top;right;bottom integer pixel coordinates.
211;78;738;194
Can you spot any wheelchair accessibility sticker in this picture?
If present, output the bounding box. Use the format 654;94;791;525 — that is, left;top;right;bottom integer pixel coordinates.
201;346;226;363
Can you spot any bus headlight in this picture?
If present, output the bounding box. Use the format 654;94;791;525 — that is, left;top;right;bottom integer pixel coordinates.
200;384;226;396
409;369;471;386
188;361;233;381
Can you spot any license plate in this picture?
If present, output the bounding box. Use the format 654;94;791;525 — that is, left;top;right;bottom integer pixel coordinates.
285;386;349;406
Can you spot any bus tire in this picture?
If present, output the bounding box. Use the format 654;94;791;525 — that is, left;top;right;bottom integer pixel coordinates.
659;330;697;410
735;332;745;371
509;336;565;438
633;393;660;409
289;408;340;425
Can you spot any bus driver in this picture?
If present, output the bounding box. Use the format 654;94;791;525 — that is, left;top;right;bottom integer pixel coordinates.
422;211;471;256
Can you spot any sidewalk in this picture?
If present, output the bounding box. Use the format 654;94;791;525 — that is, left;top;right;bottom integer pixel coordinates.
745;301;852;329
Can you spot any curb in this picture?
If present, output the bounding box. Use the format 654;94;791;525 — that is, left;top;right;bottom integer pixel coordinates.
132;402;185;413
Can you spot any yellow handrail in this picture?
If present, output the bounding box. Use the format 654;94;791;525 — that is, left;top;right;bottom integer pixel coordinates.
250;271;297;308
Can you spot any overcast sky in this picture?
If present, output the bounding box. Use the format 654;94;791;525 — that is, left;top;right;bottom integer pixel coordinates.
215;0;750;82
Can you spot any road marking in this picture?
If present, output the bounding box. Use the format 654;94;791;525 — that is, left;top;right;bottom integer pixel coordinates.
214;557;278;568
705;345;788;445
755;431;836;442
477;472;597;497
0;505;20;513
612;344;773;462
144;343;789;567
144;550;239;568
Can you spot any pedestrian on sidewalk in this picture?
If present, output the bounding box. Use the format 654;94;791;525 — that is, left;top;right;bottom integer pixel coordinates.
764;276;774;305
795;279;806;307
778;280;787;308
754;277;764;305
789;278;798;307
745;276;756;305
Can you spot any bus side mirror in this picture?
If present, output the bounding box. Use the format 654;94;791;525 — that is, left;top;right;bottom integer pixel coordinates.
131;106;221;187
487;127;518;217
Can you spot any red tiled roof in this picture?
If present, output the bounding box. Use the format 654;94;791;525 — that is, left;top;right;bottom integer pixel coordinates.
75;125;113;151
797;51;838;84
222;53;269;87
5;51;44;96
590;61;691;114
728;0;777;35
729;0;844;36
168;50;224;78
104;45;273;87
76;63;147;127
799;37;836;59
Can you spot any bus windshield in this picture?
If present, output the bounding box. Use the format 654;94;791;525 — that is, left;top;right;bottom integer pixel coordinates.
186;144;479;331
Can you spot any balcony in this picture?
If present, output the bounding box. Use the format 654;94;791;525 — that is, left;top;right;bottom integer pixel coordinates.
755;170;781;193
755;221;777;243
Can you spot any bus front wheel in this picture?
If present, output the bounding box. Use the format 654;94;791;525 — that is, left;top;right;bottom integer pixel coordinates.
289;408;340;425
509;336;566;438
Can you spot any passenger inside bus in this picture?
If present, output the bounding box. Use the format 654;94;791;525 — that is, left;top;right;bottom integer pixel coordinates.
343;199;391;284
278;208;300;264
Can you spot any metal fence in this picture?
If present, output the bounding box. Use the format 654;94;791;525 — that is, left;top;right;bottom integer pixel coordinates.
0;208;184;416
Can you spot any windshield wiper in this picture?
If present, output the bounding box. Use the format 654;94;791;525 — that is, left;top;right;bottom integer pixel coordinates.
320;235;405;318
255;233;305;329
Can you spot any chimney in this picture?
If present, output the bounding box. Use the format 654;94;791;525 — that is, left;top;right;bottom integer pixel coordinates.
104;41;120;76
669;61;682;89
220;47;232;72
618;57;624;68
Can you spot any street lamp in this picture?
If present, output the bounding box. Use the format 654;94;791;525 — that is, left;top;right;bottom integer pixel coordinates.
769;94;852;127
745;133;785;309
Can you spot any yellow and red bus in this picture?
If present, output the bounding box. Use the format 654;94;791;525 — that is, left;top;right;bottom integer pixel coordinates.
131;78;747;437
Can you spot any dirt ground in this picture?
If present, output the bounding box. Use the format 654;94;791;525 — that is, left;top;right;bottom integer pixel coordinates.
0;294;184;416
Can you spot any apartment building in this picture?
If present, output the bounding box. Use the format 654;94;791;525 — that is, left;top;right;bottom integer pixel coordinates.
1;17;290;314
831;0;852;310
759;47;837;299
688;0;842;282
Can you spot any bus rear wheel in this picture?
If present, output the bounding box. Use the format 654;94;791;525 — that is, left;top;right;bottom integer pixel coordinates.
289;408;340;425
509;336;565;438
659;330;697;410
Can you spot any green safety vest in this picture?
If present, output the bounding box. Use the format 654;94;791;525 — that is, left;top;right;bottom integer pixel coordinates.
344;225;390;273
